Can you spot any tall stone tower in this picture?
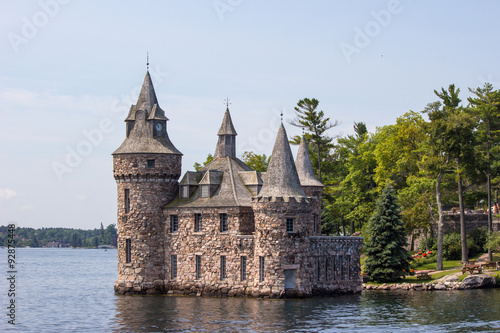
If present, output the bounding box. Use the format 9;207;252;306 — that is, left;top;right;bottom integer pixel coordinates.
252;124;317;297
113;71;182;294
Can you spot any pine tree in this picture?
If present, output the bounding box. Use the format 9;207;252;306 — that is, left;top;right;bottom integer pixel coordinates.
364;184;412;282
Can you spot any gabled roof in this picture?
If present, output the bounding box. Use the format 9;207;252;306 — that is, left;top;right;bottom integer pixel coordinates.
258;124;305;197
217;107;237;135
179;171;204;185
164;157;254;208
295;136;323;187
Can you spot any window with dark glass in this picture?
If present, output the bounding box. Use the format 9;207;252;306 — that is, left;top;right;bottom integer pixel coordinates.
220;255;227;280
196;255;201;280
241;256;247;281
195;214;202;232
147;159;155;168
170;215;179;232
171;255;177;279
286;218;294;233
259;256;265;282
125;239;131;263
220;213;228;232
124;189;130;214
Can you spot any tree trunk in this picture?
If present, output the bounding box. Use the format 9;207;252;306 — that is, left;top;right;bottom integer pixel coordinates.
350;219;355;235
436;171;444;271
316;140;322;182
457;161;468;264
487;120;493;262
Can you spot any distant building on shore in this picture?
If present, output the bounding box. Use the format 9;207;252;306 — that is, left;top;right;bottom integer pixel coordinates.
112;71;363;297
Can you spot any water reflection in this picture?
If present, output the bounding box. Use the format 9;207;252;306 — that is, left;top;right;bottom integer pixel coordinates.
113;290;500;332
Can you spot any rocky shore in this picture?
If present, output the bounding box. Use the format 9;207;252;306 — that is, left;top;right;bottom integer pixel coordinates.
363;273;497;291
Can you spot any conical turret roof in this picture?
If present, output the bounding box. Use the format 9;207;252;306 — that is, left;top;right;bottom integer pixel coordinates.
113;71;180;155
295;136;323;187
258;124;305;197
217;107;237;135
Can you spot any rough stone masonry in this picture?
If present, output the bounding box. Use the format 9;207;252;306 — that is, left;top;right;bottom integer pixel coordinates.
112;71;363;297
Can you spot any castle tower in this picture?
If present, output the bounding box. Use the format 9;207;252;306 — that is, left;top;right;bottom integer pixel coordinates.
113;71;182;294
295;135;324;234
214;107;237;158
252;124;317;297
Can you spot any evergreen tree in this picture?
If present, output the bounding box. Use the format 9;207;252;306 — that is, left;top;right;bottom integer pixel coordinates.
364;184;412;282
289;98;339;182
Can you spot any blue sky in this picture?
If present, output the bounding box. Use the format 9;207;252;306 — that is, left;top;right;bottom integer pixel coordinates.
1;0;499;229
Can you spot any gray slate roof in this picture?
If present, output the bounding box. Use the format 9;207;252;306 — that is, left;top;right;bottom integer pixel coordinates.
258;124;306;198
113;71;181;155
295;136;324;187
217;107;237;135
165;157;255;208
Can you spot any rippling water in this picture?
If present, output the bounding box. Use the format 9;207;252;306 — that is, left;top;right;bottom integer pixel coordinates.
1;248;500;332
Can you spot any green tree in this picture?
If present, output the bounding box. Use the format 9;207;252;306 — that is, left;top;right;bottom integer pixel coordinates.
373;111;426;190
364;184;412;282
193;153;214;171
468;83;500;261
241;151;269;172
289;98;339;182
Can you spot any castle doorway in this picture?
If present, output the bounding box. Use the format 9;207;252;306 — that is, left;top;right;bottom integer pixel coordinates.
284;269;296;289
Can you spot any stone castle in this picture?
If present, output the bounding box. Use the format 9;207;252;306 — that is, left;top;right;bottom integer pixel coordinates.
112;71;363;297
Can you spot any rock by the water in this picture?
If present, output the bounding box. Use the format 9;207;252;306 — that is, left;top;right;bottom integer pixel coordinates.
459;274;496;289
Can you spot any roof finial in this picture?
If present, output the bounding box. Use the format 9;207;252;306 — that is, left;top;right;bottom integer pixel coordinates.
280;111;283;123
146;52;149;71
224;97;231;109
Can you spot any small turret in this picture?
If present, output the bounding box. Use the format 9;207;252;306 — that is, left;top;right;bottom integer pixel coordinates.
214;107;237;159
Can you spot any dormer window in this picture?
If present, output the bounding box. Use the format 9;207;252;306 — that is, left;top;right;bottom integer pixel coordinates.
180;186;189;199
201;185;210;198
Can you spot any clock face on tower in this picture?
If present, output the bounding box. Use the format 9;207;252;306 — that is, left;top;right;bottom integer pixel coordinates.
155;122;163;132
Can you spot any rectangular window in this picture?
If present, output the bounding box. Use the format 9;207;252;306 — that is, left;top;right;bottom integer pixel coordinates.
332;256;336;281
124;189;130;214
147;159;155;168
194;214;202;232
241;256;247;281
170;215;179;233
316;257;320;281
286;218;295;233
171;255;177;280
125;239;131;263
220;213;228;232
201;185;210;198
220;255;227;280
339;255;343;280
313;215;318;234
196;255;201;280
259;256;265;282
346;255;350;280
180;186;189;199
324;256;328;281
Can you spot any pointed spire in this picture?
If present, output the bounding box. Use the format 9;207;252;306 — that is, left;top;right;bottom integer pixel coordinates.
217;107;238;135
259;125;305;197
295;136;323;187
135;71;158;113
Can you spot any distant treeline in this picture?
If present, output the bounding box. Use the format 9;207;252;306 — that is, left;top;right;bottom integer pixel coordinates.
0;223;117;248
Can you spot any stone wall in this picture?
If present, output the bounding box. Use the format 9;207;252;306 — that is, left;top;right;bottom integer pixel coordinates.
162;206;257;297
114;153;181;295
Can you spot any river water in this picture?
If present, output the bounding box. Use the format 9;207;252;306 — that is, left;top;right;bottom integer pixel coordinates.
1;248;500;332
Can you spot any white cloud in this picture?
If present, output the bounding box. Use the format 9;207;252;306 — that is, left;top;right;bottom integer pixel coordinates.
0;188;19;199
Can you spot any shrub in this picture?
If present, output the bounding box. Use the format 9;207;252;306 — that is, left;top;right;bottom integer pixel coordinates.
468;227;488;254
443;233;462;260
